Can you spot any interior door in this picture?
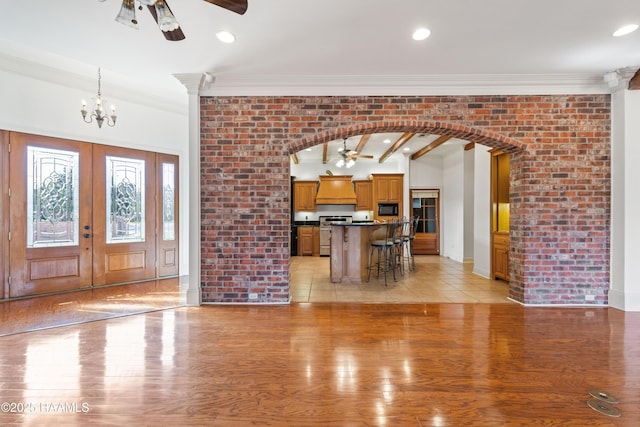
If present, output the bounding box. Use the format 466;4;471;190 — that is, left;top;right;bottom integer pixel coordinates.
411;189;440;255
92;144;156;285
8;132;93;297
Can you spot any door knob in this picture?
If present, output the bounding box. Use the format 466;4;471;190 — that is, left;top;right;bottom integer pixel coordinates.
83;233;91;238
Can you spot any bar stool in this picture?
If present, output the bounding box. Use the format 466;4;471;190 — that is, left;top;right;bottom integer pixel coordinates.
367;221;397;285
401;216;419;271
391;218;406;276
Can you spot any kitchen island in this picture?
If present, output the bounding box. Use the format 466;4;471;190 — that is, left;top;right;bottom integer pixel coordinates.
330;222;385;284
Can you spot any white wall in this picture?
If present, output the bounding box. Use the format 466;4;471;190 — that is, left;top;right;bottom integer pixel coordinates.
463;148;475;261
441;148;465;262
473;145;492;278
409;155;444;189
0;66;191;275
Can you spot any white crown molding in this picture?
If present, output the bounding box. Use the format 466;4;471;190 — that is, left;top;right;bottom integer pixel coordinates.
0;49;188;116
201;73;611;97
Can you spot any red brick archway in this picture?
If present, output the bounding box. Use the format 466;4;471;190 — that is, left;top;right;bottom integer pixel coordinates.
200;94;611;305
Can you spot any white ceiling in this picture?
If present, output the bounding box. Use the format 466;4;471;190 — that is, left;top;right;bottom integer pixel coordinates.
295;133;467;165
1;0;638;161
1;0;638;97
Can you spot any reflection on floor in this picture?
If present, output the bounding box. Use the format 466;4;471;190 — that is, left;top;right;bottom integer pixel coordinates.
290;255;512;303
1;256;509;336
0;278;186;336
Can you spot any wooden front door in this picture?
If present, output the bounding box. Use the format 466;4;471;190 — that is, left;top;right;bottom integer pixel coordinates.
91;144;156;286
3;132;178;299
1;131;9;299
8;133;94;297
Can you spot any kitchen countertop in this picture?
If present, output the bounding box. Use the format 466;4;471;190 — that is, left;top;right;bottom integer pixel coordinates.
330;221;379;226
293;221;320;226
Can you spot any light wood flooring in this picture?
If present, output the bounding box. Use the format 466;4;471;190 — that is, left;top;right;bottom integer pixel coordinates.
290;255;512;303
1;259;638;425
1;302;638;426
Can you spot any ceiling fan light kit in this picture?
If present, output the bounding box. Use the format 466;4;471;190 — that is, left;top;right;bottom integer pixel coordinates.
154;0;180;32
115;0;139;29
107;0;248;40
335;138;371;168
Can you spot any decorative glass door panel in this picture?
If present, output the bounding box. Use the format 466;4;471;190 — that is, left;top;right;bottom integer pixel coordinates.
106;156;145;243
8;133;93;298
27;146;80;248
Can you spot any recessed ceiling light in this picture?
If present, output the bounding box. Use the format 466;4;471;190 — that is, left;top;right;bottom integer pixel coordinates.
613;24;638;37
216;31;236;43
403;147;411;152
383;139;391;144
412;28;431;41
305;148;312;151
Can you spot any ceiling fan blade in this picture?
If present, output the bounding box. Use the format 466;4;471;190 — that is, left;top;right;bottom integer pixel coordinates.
147;1;186;41
355;155;374;159
203;0;248;15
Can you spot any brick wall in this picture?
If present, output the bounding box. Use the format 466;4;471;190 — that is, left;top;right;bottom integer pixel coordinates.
200;95;611;305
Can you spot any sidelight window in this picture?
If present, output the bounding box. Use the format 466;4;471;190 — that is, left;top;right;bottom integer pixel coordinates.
162;162;175;241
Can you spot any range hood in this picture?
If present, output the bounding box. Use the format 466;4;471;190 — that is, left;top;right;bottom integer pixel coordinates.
315;175;357;205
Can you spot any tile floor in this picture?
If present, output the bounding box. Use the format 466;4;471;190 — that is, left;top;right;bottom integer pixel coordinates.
290;255;513;303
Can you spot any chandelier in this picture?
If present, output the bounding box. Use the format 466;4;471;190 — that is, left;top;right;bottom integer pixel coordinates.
81;68;117;128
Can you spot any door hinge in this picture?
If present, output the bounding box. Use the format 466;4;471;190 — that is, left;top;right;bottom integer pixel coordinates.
7;232;10;241
7;143;10;153
7;187;10;197
7;277;10;285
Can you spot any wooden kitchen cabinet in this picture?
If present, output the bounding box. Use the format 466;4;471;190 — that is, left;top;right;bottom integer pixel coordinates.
373;174;403;203
493;233;510;281
354;180;373;211
297;226;314;256
293;181;318;212
312;226;320;257
372;174;403;220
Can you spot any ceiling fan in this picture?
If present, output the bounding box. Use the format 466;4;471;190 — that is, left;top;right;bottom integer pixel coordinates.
336;138;373;168
112;0;248;41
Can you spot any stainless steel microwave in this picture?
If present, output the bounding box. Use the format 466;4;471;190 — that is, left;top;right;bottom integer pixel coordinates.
377;203;398;217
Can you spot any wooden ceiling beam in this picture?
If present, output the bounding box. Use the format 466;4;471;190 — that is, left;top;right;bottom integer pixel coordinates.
410;135;452;160
322;142;329;164
379;132;415;163
354;134;371;154
291;153;299;164
630;68;640;90
350;134;371;164
464;142;475;151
